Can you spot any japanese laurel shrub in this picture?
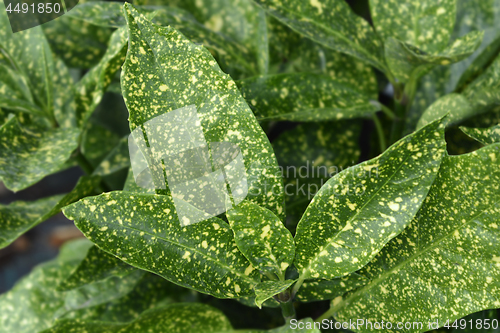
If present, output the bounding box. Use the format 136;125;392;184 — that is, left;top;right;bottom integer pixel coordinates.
1;0;500;332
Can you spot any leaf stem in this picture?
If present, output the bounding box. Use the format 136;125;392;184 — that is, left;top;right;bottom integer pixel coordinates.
378;103;397;120
372;113;387;153
280;294;296;325
291;274;305;298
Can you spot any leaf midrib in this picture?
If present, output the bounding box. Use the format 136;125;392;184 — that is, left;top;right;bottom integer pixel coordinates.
83;208;257;285
300;130;442;278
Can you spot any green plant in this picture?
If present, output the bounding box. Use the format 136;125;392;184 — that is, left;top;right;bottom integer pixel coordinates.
1;0;500;332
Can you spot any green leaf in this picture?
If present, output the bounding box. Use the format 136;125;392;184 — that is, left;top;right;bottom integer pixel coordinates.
293;118;446;281
43;13;113;69
286;40;378;99
0;117;80;191
384;31;483;82
238;73;378;122
42;303;232;333
265;16;377;98
416;93;473;129
121;4;284;219
462;54;500;110
0;175;100;248
254;279;295;308
57;245;137;291
370;0;457;54
406;0;500;132
0;239;93;333
254;0;387;72
296;273;368;303
150;7;260;78
55;270;146;320
453;0;500;91
169;0;269;76
75;26;128;127
460;123;500;145
63;192;261;298
0;63;42;116
0;2;74;125
333;144;500;332
80;116;123;168
227;201;295;278
65;1;263;78
415;55;500;131
237;294;280;309
92;136;130;176
66;273;193;323
0;195;63;248
272;120;362;225
456;35;500;92
65;1;127;28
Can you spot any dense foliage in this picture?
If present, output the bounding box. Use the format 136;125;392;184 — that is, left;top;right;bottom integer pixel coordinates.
1;0;500;332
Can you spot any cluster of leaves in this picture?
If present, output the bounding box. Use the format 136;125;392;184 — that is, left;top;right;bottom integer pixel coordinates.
1;0;500;332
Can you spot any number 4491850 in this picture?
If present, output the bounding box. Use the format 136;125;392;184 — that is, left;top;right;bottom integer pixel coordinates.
443;318;498;330
5;2;61;14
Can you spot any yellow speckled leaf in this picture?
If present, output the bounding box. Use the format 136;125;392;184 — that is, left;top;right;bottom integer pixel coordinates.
227;201;295;279
294;118;446;281
416;93;473;129
460;123;500;145
370;0;457;54
237;73;378;122
333;144;500;332
41;303;233;333
0;175;100;249
0;117;80;192
296;273;368;303
384;31;483;82
63;192;261;298
121;4;284;219
254;0;387;72
254;279;295;308
75;26;128;128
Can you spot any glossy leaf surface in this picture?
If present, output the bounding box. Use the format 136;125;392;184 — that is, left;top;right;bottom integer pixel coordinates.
64;192;260;298
0;117;79;191
294;118;446;281
227;201;294;279
254;0;387;72
121;4;284;218
0;176;99;248
238;73;378;121
334;144;500;332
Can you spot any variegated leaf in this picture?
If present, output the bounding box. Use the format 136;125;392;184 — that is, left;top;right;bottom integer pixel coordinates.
0;117;80;192
254;0;387;72
254;279;295;308
238;73;378;122
460;123;500;145
227;200;295;279
63;192;261;298
0;176;100;248
333;144;500;333
293;118;446;281
121;4;284;218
